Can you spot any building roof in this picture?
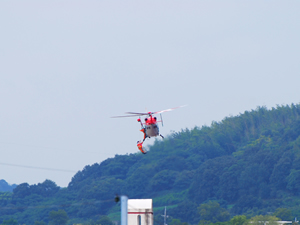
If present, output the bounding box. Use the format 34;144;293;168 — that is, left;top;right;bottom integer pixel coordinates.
128;199;152;210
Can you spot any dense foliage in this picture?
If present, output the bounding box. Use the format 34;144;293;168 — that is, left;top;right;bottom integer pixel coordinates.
2;104;300;224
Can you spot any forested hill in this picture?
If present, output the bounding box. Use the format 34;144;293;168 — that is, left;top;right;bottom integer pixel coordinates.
2;104;300;225
0;180;16;192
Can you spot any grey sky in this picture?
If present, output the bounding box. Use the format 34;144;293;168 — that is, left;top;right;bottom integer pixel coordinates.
1;1;300;187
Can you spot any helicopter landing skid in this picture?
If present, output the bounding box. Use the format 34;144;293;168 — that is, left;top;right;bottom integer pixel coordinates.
137;141;147;154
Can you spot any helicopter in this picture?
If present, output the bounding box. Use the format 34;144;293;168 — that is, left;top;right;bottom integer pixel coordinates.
112;105;185;154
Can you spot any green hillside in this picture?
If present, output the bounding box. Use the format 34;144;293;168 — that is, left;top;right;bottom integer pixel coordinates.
2;104;300;225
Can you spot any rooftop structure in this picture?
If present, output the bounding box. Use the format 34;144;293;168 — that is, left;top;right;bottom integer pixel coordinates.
128;199;153;225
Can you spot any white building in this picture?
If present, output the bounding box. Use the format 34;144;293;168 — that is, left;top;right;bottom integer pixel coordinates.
128;199;153;225
250;221;292;225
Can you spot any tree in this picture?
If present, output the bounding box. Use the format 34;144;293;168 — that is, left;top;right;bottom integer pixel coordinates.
270;154;292;190
168;201;199;224
286;170;300;193
247;215;280;225
198;201;230;223
230;215;247;225
273;208;293;221
0;219;18;225
169;219;189;225
149;170;178;192
36;179;60;197
34;221;46;225
49;210;69;225
12;183;30;200
92;216;114;225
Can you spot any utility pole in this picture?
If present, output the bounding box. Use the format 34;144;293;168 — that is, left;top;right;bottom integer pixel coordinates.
121;195;128;225
161;206;169;225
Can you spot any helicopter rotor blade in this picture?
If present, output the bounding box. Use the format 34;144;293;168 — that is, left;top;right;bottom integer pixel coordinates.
111;105;186;118
111;112;149;118
111;114;144;118
124;112;149;115
153;105;187;114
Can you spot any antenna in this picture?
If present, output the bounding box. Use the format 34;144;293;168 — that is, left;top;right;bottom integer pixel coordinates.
161;206;169;225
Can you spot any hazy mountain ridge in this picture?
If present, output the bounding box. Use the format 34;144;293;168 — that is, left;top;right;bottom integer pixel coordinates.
0;179;16;192
2;104;300;224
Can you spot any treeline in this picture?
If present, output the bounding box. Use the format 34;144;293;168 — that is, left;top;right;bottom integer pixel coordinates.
1;104;300;224
155;201;296;225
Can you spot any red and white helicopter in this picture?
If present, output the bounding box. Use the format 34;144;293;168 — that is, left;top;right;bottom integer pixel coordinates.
112;105;185;154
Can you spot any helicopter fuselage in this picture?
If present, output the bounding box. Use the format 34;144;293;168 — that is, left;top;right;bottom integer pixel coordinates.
145;123;159;137
140;115;160;138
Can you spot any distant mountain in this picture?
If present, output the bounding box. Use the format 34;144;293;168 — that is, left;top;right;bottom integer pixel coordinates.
0;179;16;192
2;104;300;225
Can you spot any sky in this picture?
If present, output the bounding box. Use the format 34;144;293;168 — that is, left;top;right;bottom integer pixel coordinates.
0;1;300;187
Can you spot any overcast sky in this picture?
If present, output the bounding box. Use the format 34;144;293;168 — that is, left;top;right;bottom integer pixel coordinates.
1;1;300;187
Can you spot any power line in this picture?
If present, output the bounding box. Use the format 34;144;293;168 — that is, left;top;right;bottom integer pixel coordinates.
0;141;113;155
0;162;77;173
0;198;114;210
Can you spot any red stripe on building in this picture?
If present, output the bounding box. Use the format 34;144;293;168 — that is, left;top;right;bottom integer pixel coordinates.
128;212;153;215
